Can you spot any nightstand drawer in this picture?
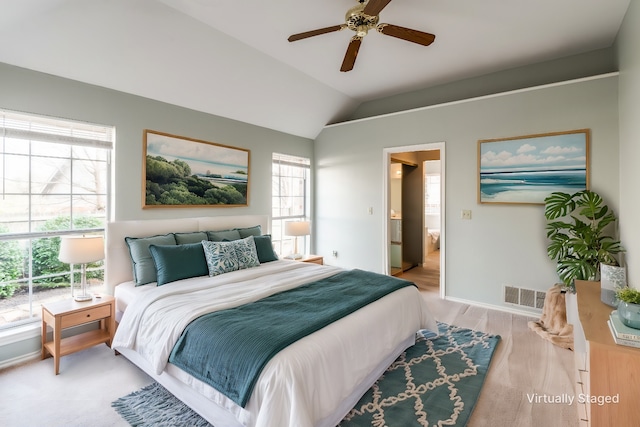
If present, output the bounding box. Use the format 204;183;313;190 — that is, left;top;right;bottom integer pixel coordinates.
60;304;111;329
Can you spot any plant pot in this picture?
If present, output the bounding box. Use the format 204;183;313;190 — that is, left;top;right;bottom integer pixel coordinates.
601;264;626;307
618;301;640;329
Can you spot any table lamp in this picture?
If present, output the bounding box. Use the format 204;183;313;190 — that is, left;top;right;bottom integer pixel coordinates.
58;235;105;301
284;221;310;260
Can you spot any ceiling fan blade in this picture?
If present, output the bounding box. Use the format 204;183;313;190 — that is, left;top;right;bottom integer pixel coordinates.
340;37;362;72
288;25;345;42
363;0;393;17
377;24;435;46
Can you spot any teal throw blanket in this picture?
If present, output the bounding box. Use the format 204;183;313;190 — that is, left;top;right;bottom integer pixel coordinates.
168;269;415;407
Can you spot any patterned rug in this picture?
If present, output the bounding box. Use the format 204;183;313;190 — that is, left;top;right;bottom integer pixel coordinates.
112;323;500;427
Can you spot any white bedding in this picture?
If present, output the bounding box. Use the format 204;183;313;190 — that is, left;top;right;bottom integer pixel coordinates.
112;260;437;427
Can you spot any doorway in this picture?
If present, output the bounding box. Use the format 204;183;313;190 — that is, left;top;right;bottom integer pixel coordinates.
383;143;445;298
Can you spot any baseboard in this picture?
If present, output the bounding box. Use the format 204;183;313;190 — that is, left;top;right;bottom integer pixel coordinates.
444;296;540;318
0;350;40;371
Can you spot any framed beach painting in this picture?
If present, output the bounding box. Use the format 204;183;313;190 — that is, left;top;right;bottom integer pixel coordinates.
143;130;250;208
477;129;589;205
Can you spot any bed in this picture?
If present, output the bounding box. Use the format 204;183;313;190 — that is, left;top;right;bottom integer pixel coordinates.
107;215;438;427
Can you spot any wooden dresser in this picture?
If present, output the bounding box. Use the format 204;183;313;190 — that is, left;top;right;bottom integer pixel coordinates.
567;280;640;426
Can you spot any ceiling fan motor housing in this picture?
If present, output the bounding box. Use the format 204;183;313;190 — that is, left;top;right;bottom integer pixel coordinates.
345;3;379;37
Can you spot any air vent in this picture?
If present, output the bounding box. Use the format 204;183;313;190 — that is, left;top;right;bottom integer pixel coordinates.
504;285;545;311
535;291;546;309
504;286;520;305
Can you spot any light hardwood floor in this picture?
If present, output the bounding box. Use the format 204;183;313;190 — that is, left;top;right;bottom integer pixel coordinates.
398;251;577;426
0;257;577;427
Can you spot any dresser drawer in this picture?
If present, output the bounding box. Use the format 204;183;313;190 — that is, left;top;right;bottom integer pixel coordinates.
61;304;111;329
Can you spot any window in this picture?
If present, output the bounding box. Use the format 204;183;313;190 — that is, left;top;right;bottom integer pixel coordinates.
0;109;113;329
425;173;440;215
271;153;310;257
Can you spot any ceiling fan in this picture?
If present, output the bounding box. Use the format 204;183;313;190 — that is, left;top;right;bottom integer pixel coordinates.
287;0;436;72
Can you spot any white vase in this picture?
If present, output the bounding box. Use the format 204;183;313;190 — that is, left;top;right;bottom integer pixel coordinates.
601;263;627;307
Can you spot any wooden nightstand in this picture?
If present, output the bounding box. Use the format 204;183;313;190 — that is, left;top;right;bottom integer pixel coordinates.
41;295;115;374
299;254;323;265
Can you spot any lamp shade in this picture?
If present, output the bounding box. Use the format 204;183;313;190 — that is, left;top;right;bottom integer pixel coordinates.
284;221;311;237
58;235;105;264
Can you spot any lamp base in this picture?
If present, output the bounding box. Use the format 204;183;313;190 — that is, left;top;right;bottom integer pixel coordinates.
74;294;92;302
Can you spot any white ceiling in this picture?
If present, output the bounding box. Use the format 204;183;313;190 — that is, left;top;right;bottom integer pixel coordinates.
0;0;630;139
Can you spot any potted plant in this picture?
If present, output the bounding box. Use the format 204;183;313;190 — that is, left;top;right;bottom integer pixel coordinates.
615;287;640;329
544;190;624;287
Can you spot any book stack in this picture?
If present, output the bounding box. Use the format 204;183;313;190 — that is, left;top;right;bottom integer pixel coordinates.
608;310;640;348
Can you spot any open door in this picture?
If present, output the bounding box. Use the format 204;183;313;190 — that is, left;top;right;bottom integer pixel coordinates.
384;143;445;298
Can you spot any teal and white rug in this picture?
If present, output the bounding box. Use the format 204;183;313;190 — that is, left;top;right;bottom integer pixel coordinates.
113;323;500;427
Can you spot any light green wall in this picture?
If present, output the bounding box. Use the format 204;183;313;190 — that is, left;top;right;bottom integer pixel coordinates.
0;62;313;222
616;0;640;287
345;48;617;121
315;75;620;309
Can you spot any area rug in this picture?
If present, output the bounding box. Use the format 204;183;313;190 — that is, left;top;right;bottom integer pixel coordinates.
112;322;500;427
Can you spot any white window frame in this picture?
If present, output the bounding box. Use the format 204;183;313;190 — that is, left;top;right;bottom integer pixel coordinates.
425;173;441;215
0;109;113;330
271;153;311;257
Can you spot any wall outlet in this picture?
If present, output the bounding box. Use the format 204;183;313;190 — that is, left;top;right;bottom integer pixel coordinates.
461;209;472;220
332;250;338;258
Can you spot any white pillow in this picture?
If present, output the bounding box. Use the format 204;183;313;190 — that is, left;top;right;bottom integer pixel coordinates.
202;240;239;276
201;236;260;276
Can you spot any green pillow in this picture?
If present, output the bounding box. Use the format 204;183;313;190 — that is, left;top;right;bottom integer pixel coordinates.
207;229;242;242
174;231;208;245
254;234;279;263
149;243;209;286
125;234;177;285
236;225;262;238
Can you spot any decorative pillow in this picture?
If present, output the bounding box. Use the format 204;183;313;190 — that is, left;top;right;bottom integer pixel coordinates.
174;231;208;245
149;243;209;286
236;225;261;238
202;240;240;276
207;229;242;242
232;236;261;269
253;234;279;263
125;234;177;285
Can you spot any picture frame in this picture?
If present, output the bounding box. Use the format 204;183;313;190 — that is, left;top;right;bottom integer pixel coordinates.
477;129;589;205
143;129;250;208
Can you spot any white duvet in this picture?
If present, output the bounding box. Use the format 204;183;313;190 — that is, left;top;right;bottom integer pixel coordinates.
112;260;437;427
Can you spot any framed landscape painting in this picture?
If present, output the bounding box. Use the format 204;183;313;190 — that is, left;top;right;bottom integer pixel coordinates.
477;129;589;205
143;130;250;208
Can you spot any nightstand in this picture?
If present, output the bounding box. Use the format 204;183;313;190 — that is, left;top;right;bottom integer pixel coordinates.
299;254;323;265
41;295;115;374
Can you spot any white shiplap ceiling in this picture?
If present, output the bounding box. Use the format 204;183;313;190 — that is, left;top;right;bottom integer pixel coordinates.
0;0;631;138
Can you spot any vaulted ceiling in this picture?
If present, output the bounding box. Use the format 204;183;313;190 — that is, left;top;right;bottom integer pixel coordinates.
0;0;631;139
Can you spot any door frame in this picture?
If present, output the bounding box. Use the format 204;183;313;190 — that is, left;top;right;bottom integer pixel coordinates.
382;142;445;298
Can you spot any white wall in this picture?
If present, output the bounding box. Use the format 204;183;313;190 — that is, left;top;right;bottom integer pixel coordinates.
315;75;620;310
616;0;640;287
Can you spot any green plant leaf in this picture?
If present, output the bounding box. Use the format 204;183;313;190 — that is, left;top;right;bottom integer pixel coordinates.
544;189;624;284
616;287;640;304
544;192;576;220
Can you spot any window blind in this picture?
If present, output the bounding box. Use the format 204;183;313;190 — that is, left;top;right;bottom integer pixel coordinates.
0;109;114;149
